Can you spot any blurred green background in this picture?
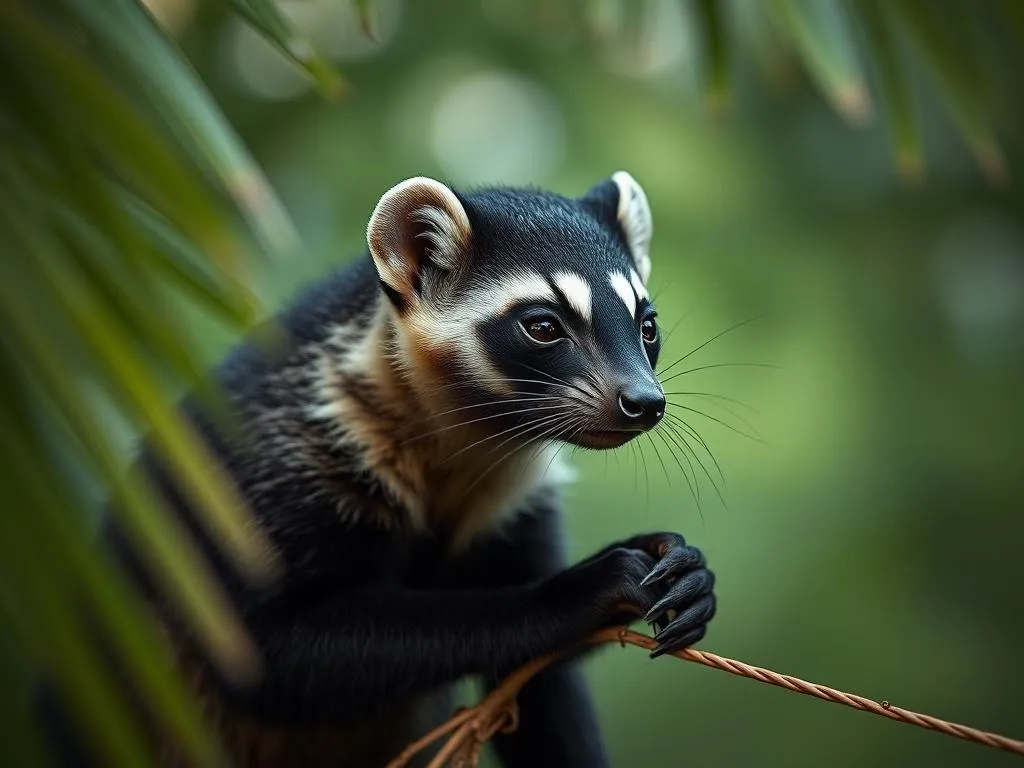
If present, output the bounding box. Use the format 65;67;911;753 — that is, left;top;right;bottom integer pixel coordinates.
4;0;1024;766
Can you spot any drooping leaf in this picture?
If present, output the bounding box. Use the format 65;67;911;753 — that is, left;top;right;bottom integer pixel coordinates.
227;0;347;98
0;474;155;768
888;0;1008;184
854;0;923;182
62;0;300;259
769;0;874;125
0;1;241;268
0;392;226;768
352;0;378;40
692;0;731;117
0;154;280;594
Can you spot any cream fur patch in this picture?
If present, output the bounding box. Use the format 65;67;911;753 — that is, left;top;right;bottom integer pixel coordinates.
609;271;637;317
311;303;578;551
405;269;556;395
553;271;593;323
629;267;649;302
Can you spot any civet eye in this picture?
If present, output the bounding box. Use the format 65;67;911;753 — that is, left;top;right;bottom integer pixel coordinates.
641;316;658;344
522;316;565;344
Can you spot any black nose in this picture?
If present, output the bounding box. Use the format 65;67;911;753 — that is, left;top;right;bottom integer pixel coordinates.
617;383;666;429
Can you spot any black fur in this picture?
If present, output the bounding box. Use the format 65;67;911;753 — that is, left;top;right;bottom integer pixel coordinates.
38;178;716;767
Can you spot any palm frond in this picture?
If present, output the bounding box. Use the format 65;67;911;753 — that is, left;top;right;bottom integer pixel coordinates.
0;1;338;765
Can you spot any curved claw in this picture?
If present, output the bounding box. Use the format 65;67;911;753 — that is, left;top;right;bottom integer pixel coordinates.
652;594;716;647
643;568;715;624
640;544;705;587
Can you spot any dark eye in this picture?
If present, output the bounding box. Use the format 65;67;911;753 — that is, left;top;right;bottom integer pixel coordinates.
641;316;658;344
522;316;565;344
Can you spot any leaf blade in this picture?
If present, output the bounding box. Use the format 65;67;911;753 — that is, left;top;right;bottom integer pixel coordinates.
854;0;923;182
769;0;874;125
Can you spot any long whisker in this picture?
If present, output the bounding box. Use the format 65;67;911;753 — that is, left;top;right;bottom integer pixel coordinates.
663;413;727;509
666;403;765;444
444;409;567;463
654;425;701;517
538;433;571;479
646;433;672;488
658;313;769;377
666;413;725;485
403;403;568;445
429;395;564;421
529;414;585;473
669;396;761;440
457;416;567;496
660;362;781;385
416;376;584;396
581;369;605;399
477;412;568;462
629;440;639;494
461;415;572;498
519;363;579;393
638;438;650;513
662;391;759;413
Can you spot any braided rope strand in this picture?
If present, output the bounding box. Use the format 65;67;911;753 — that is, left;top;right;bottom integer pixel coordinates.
605;629;1024;756
387;627;1024;767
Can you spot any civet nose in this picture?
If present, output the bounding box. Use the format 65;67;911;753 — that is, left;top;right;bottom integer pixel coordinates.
617;383;666;430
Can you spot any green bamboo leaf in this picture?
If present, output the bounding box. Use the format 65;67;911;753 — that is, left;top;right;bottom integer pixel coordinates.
2;131;261;333
0;398;225;767
854;0;923;182
64;0;299;259
0;158;281;590
0;1;243;271
692;0;731;117
0;217;263;689
888;0;1008;184
25;109;220;393
0;492;155;768
120;194;264;327
352;0;378;40
54;212;248;467
770;0;874;125
226;0;347;99
32;130;246;439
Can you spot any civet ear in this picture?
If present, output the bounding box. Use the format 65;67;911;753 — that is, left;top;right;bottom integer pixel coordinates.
581;170;653;284
367;177;472;311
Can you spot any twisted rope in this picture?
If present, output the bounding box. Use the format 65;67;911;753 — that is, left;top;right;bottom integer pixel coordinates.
386;627;1024;767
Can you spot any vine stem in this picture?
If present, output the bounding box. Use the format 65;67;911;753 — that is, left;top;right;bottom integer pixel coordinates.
385;627;1024;767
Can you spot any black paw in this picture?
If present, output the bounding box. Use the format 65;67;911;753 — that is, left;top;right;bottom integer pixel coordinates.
628;532;717;658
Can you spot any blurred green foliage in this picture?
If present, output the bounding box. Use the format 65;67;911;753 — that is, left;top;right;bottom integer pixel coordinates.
2;0;1023;766
0;0;336;765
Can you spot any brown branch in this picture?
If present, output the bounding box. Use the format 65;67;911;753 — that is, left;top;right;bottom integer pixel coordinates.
386;627;1024;767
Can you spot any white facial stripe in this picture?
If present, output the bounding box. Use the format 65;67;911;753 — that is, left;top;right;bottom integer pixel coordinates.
412;270;554;342
406;269;557;395
609;272;636;317
485;271;557;313
553;271;593;323
629;268;649;302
